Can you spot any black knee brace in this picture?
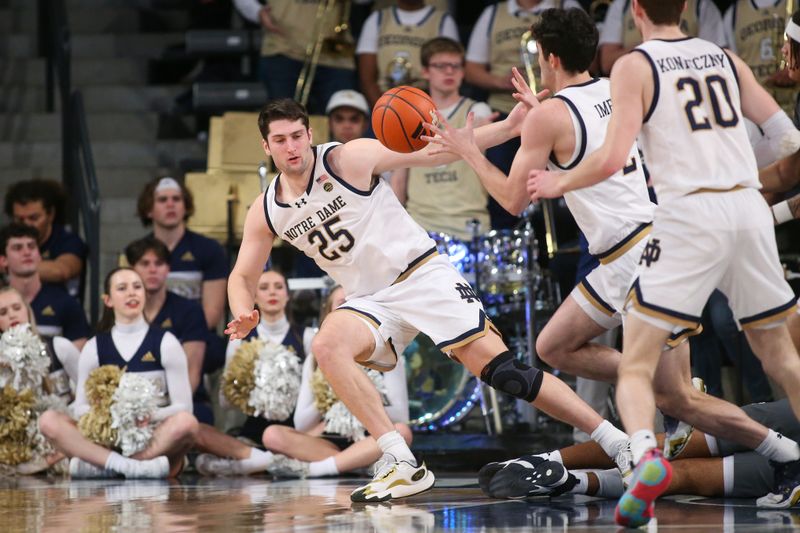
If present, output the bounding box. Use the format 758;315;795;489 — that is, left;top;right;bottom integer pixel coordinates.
480;351;543;402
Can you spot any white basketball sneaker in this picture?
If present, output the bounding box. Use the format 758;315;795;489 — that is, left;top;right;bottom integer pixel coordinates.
350;454;435;503
195;453;243;477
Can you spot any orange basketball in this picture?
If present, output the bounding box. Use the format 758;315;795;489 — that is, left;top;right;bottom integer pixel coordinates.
372;86;437;153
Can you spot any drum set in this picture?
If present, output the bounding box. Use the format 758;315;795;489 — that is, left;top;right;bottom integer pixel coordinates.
403;207;564;433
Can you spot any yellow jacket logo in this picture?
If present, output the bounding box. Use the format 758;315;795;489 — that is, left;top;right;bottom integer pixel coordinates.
181;251;195;261
161;318;173;328
41;306;56;316
141;351;156;362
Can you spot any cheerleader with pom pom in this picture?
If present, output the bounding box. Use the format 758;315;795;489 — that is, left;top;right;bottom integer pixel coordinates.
0;286;78;474
194;270;314;476
38;268;198;479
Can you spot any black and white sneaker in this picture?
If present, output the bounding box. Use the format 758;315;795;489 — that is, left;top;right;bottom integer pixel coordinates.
758;459;800;508
489;460;577;499
477;455;546;497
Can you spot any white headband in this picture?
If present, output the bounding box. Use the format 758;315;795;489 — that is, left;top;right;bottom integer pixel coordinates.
155;177;181;192
786;19;800;44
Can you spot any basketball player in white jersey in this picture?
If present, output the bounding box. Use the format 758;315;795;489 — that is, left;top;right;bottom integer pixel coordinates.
226;98;632;502
527;0;800;526
428;6;800;505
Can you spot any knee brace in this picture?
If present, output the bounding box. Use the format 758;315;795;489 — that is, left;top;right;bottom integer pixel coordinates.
480;351;543;402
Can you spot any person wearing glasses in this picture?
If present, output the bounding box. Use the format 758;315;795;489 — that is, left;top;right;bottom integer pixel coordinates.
390;37;494;240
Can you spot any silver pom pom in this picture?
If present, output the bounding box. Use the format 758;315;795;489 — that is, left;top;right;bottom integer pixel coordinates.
110;374;158;457
248;341;302;420
0;324;50;392
324;369;387;441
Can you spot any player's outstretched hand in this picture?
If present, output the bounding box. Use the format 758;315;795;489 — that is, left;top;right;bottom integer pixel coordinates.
421;110;479;158
527;169;563;201
511;67;549;110
225;309;260;340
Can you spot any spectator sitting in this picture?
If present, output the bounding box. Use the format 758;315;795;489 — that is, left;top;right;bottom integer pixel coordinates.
598;0;725;76
4;179;88;299
723;0;797;115
234;0;358;114
356;0;459;105
0;223;91;350
136;177;228;331
390;37;494;240
125;236;213;425
326;89;370;143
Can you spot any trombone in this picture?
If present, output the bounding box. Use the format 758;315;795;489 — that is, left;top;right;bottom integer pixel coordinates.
519;29;538;93
294;0;353;107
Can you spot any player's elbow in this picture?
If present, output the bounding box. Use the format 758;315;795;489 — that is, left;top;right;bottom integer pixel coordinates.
600;152;628;179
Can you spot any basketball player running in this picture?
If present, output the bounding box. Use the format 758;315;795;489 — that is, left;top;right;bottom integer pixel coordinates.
226;98;630;502
427;6;800;507
527;0;800;526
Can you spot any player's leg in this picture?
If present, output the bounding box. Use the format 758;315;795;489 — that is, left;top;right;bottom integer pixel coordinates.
535;294;620;382
614;314;674;528
745;324;800;420
132;411;198;476
262;425;342;461
788;311;800;352
313;310;432;501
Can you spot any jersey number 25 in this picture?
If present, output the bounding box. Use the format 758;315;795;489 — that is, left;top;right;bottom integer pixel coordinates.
308;215;355;261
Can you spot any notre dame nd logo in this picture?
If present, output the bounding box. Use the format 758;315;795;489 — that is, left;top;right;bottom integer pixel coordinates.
455;282;479;303
639;238;662;267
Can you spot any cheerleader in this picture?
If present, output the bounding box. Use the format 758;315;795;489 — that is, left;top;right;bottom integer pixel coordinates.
38;267;198;478
194;270;313;476
0;286;79;473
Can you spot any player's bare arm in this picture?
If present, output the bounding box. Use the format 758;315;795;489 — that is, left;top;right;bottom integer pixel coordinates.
760;150;800;192
528;52;649;200
225;192;273;339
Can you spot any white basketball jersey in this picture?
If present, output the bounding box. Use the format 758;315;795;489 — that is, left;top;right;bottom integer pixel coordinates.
634;38;760;202
264;142;436;299
547;78;655;256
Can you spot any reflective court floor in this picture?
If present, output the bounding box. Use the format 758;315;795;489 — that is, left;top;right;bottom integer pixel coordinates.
2;475;799;532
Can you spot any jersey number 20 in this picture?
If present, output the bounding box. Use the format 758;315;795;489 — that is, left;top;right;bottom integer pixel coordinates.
676;75;739;132
308;215;354;261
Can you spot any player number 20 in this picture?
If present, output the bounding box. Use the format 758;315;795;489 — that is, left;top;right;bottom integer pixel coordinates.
676;75;739;132
308;215;355;261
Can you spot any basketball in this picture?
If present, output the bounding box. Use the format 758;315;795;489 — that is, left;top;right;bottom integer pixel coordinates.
372;86;437;153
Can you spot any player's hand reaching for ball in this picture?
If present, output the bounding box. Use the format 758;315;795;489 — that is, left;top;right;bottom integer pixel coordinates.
421;110;480;160
225;309;260;340
527;169;563;202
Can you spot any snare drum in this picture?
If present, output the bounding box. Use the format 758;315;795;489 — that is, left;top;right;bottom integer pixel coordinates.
476;229;537;299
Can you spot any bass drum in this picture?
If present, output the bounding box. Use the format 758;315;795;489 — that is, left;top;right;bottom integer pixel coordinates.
403;333;479;430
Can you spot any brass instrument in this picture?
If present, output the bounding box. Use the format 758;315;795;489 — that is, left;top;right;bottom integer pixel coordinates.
519;29;538;93
780;0;797;70
295;0;354;107
386;52;413;88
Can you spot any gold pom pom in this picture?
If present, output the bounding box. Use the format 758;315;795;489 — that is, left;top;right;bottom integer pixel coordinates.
0;385;36;465
221;339;261;415
311;366;337;414
77;365;123;449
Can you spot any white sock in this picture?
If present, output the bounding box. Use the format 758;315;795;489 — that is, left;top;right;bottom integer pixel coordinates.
755;430;800;463
570;471;589;494
630;429;658;465
239;448;274;474
595;468;625;498
590;420;629;458
377;430;415;465
534;450;562;464
104;452;135;474
308;456;339;477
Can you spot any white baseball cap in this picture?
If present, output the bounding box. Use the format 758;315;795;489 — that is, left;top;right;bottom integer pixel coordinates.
326;90;370;116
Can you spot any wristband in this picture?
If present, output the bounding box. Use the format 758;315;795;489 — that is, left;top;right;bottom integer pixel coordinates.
772;200;793;224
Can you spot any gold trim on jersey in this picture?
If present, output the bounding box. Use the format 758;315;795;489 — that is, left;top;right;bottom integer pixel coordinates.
740;303;799;330
665;326;704;348
438;318;501;353
625;287;701;330
577;282;616;317
393;246;439;285
597;223;652;265
688;184;745;195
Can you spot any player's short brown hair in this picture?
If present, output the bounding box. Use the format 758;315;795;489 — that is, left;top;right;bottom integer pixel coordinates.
258;99;310;141
421;37;465;68
637;0;685;26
